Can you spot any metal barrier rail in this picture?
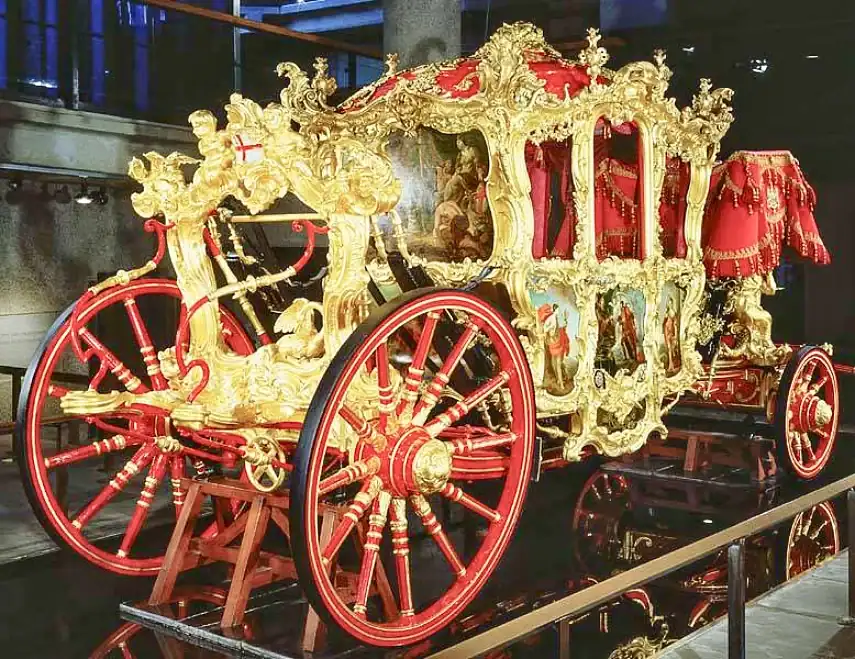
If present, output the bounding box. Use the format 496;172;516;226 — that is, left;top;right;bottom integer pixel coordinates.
0;365;88;423
140;0;382;59
427;473;855;659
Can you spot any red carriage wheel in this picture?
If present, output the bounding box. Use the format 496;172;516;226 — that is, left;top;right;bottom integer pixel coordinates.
290;289;535;647
15;279;254;576
785;501;840;579
774;346;840;480
571;470;630;573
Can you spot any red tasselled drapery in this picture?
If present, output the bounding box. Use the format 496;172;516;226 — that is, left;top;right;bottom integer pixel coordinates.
702;151;829;278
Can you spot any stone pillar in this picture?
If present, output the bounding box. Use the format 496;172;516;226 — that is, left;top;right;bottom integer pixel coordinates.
383;0;461;68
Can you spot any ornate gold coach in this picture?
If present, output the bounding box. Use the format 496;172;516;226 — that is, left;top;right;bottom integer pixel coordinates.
16;22;841;647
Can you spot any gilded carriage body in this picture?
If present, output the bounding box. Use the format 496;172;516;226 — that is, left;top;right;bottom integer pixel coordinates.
16;22;841;647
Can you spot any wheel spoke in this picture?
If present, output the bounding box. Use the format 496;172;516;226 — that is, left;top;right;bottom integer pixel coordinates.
48;383;72;398
412;320;482;426
118;453;169;558
410;494;466;577
424;370;511;437
389;498;415;619
78;327;149;394
802;360;818;383
375;342;394;433
169;456;186;516
790;432;803;463
123;297;168;390
72;444;156;530
447;431;516;455
811;374;829;396
44;435;142;470
801;433;816;462
809;519;830;541
321;477;382;566
318;458;381;496
797;507;814;538
353;491;391;618
339;405;386;450
397;312;441;424
440;482;501;522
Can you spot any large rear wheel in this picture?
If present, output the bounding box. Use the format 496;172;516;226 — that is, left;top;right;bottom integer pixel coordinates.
290;289;536;646
16;279;253;575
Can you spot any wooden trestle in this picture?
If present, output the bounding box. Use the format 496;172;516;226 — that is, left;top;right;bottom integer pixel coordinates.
148;477;396;651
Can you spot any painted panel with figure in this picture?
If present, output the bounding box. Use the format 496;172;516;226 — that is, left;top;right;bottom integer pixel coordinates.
384;128;493;262
658;282;683;376
530;287;581;395
595;289;646;374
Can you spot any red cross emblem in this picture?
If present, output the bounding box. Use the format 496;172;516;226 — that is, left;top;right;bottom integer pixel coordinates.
232;134;264;163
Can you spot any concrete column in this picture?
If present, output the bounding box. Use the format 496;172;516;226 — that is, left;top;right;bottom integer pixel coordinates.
383;0;462;68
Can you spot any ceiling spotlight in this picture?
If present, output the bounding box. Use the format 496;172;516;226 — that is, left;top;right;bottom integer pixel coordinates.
682;45;695;54
750;58;770;74
94;187;109;205
75;182;94;205
806;54;820;60
54;185;72;204
8;178;22;192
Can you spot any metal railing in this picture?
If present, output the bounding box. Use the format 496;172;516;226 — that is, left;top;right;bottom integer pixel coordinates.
427;474;855;659
0;364;88;424
0;0;381;125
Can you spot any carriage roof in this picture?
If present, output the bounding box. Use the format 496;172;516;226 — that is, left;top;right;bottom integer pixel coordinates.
127;22;829;279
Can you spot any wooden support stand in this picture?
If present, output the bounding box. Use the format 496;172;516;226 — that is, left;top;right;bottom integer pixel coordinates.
147;477;366;652
635;429;778;482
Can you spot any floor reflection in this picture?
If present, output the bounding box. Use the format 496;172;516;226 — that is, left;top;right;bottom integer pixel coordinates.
0;431;849;659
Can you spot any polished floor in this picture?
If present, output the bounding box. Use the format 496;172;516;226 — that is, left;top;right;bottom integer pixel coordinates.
0;418;852;658
660;550;854;659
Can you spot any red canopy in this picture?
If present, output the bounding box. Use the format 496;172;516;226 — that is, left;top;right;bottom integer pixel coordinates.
702;151;829;278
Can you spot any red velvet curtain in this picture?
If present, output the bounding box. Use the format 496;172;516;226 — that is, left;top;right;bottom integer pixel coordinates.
526;141;576;258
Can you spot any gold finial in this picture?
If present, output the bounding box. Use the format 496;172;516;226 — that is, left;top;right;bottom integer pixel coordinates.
384;53;399;77
579;27;609;84
311;56;337;102
586;27;601;50
652;49;672;87
313;57;329;79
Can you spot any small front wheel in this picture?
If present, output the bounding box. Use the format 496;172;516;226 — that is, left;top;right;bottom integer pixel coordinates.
290;289;536;647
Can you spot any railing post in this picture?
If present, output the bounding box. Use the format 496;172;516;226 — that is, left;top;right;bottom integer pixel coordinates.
558;618;571;659
841;489;855;626
728;538;746;659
